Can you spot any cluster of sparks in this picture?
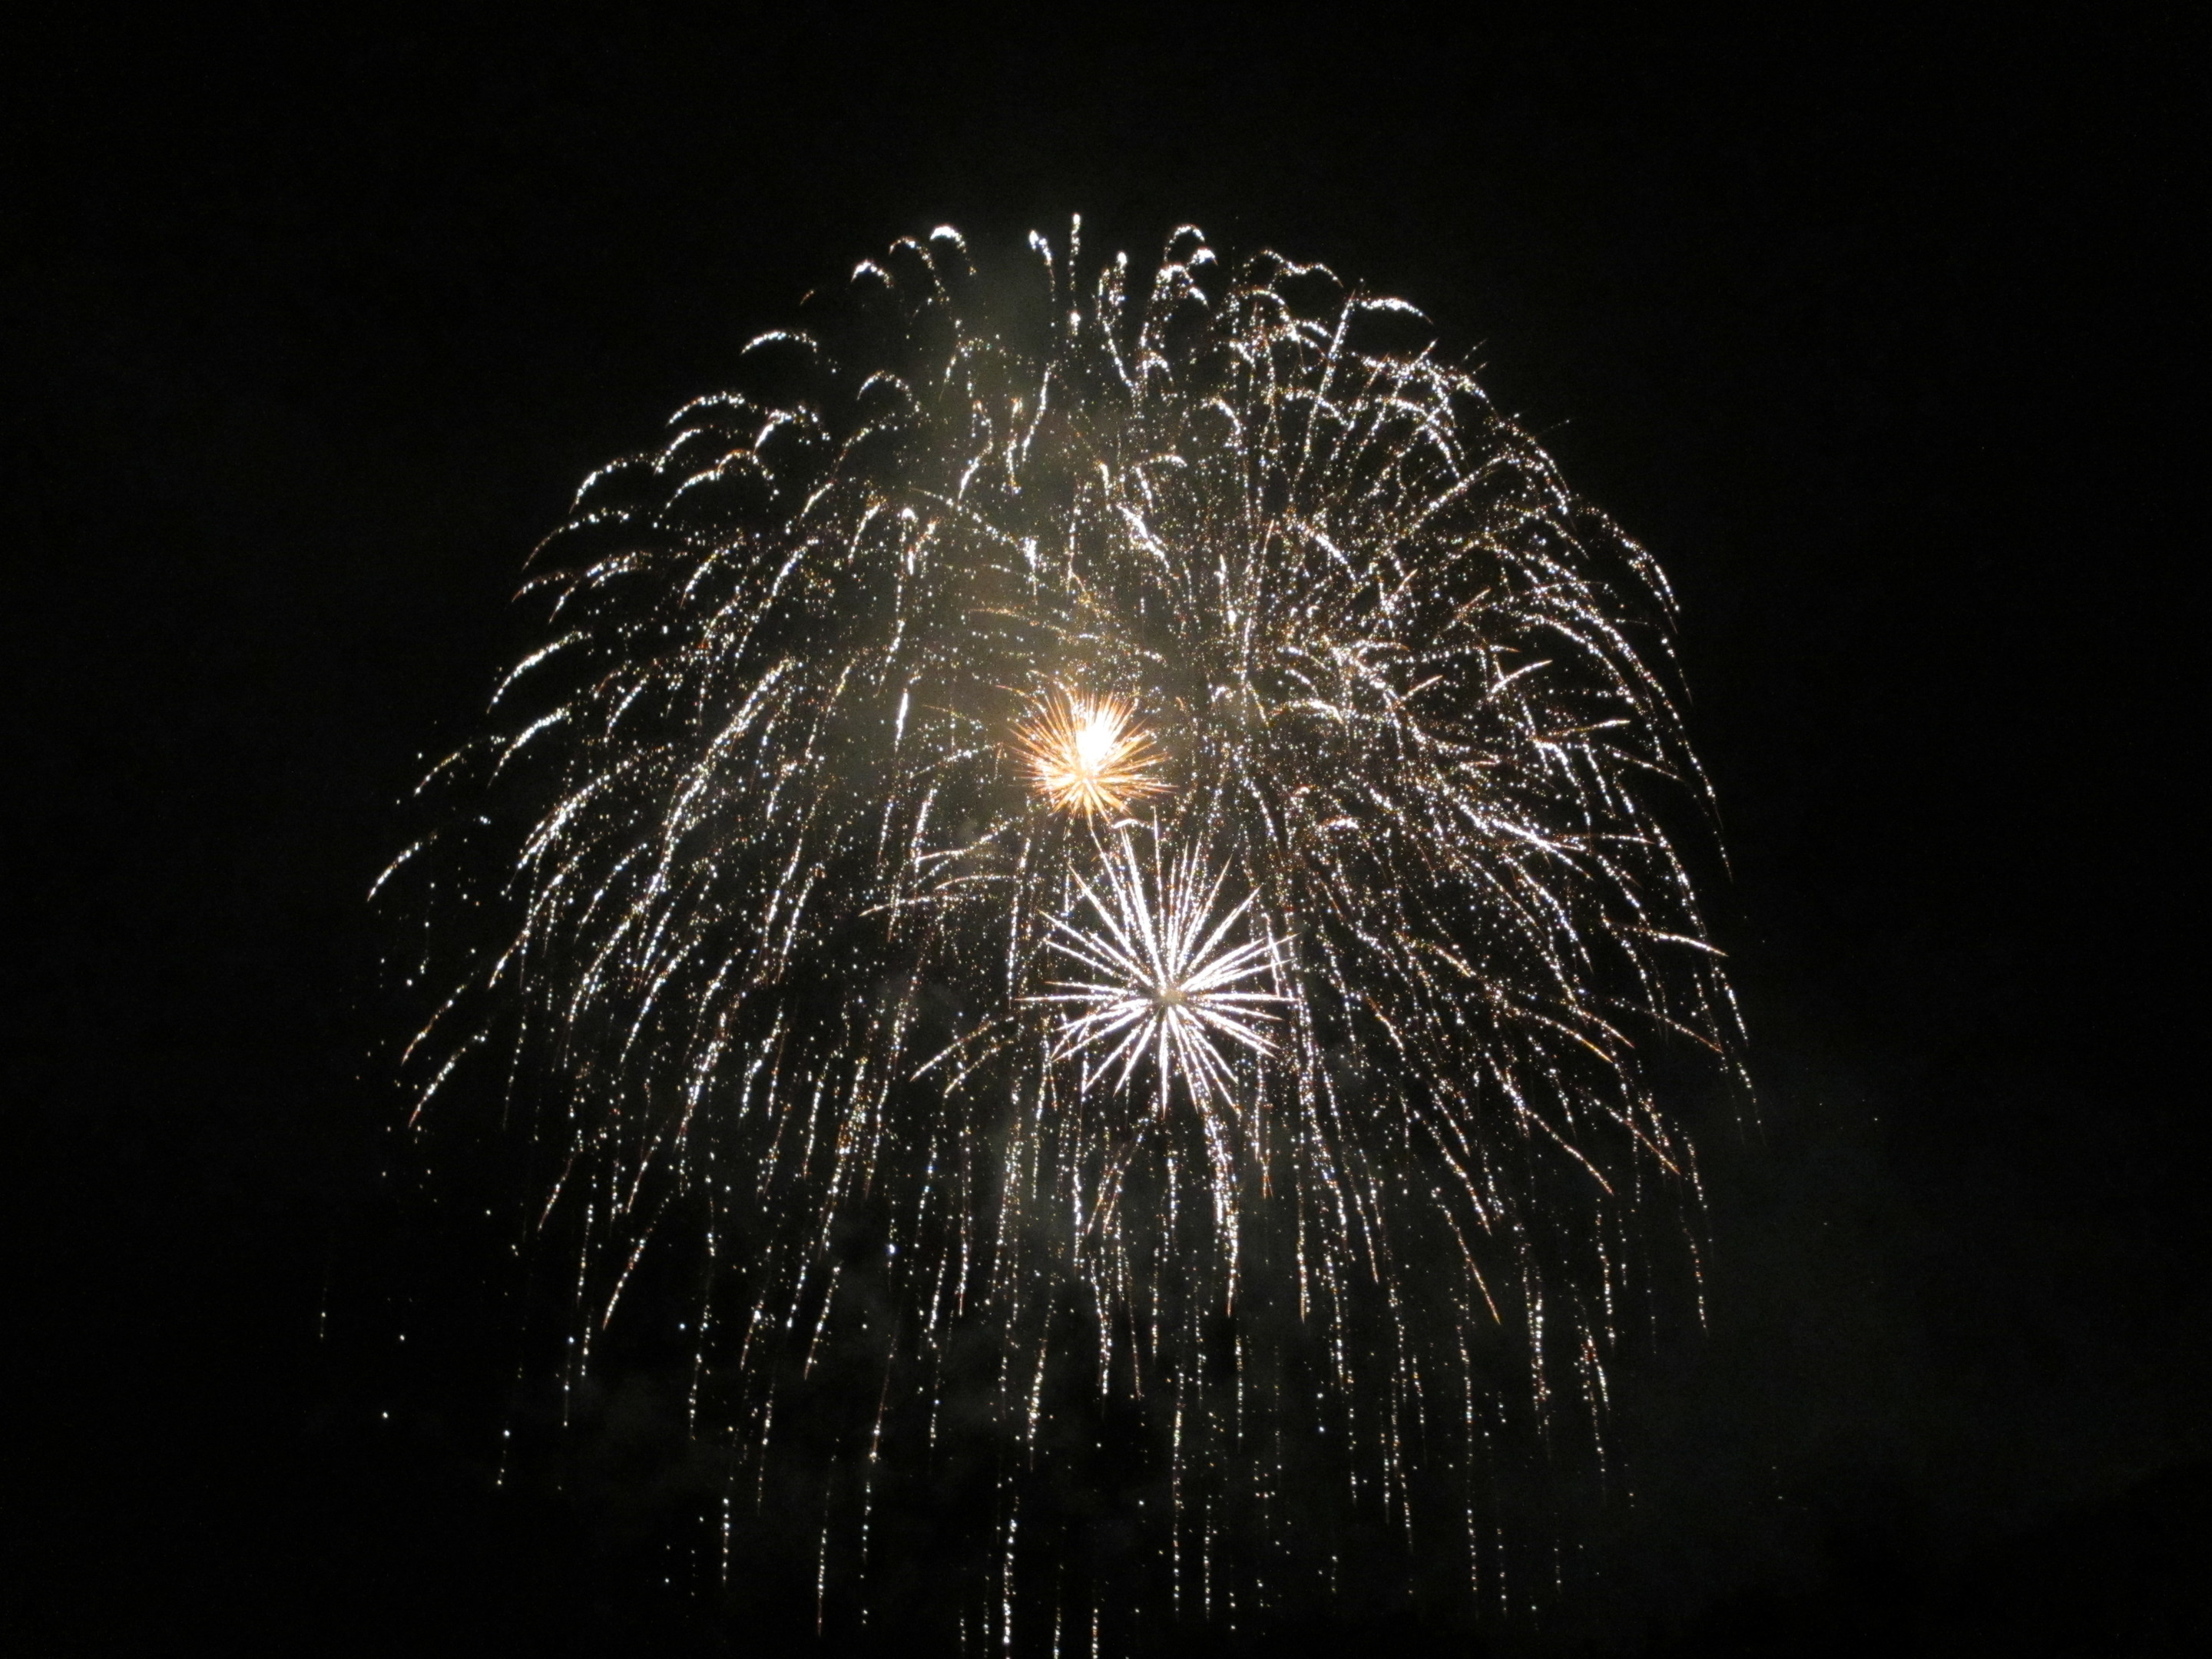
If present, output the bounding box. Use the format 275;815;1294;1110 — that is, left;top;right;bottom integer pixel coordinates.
384;220;1742;1641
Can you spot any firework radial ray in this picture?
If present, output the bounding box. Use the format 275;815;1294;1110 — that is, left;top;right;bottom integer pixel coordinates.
384;220;1743;1637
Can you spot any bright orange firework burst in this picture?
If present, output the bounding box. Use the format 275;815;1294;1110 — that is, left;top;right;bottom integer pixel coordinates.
1012;689;1168;817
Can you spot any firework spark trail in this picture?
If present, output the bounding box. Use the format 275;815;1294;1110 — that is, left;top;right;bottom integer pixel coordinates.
384;220;1742;1635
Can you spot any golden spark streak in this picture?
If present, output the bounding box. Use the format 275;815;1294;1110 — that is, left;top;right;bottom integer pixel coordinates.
1012;689;1167;818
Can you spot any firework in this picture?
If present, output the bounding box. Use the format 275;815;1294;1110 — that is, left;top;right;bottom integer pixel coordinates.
1012;688;1167;818
1031;824;1287;1117
384;220;1741;1638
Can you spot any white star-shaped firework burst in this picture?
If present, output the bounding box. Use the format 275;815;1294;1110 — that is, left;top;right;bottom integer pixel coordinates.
1031;830;1290;1114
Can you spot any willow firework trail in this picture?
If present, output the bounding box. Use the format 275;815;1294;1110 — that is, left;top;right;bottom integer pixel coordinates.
382;220;1742;1632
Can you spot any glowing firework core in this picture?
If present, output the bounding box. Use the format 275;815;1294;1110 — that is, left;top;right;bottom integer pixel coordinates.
1013;690;1167;817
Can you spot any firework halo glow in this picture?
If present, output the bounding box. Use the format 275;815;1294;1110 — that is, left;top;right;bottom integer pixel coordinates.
381;218;1744;1640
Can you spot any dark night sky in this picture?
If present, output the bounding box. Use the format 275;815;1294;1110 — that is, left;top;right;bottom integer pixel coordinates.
6;11;2201;1654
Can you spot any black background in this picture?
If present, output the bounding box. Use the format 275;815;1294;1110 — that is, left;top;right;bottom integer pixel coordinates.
7;9;2200;1654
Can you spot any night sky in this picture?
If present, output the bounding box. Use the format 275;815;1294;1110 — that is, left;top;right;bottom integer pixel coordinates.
8;12;2200;1654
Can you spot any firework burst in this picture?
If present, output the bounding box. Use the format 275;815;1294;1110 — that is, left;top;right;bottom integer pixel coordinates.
1012;688;1168;818
1033;825;1286;1118
382;220;1742;1640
